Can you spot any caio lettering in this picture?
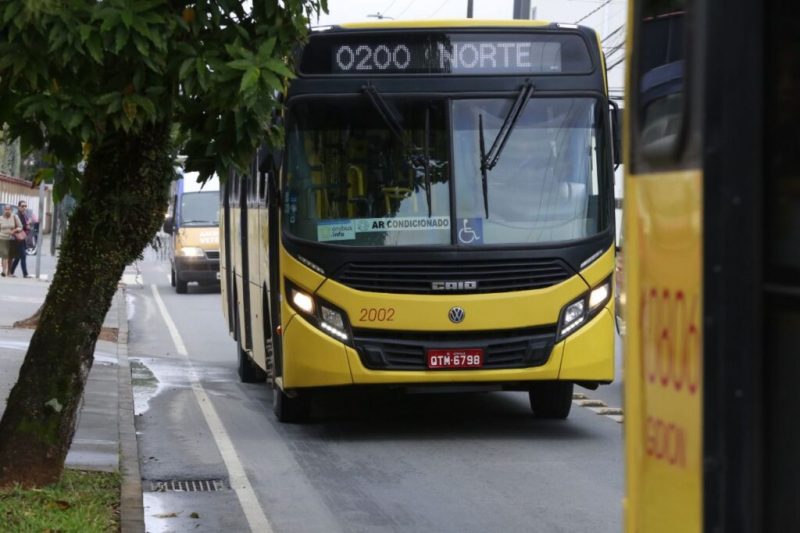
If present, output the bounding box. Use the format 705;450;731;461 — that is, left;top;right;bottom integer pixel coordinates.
431;281;478;291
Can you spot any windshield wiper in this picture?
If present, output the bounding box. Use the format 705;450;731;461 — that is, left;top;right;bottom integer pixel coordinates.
478;79;535;218
423;106;432;217
363;83;434;217
362;83;406;144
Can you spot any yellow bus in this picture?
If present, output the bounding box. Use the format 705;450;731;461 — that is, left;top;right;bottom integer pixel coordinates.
222;20;622;422
623;0;799;530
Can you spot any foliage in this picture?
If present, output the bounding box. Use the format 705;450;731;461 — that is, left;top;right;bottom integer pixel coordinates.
0;0;327;198
0;469;120;532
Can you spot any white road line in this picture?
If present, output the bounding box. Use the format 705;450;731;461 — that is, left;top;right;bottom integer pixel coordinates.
573;393;623;424
150;284;273;533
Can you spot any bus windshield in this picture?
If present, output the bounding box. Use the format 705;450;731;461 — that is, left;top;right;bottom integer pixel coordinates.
285;99;451;246
180;191;219;226
453;97;603;245
284;96;606;247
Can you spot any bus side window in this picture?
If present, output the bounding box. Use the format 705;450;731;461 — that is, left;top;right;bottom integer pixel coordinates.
632;0;689;170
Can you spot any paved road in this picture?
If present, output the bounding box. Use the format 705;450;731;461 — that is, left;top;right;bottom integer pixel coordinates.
128;254;624;533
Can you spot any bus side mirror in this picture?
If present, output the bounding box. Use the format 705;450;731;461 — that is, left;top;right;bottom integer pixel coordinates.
163;216;174;235
611;102;623;167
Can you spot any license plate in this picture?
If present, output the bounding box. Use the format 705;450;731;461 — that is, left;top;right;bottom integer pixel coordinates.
427;349;484;369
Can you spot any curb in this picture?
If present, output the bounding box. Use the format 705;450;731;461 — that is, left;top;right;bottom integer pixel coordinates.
116;287;145;533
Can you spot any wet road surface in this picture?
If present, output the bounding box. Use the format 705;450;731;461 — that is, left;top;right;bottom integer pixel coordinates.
127;256;624;533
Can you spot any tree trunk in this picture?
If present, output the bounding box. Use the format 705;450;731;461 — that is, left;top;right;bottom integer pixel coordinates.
0;124;174;488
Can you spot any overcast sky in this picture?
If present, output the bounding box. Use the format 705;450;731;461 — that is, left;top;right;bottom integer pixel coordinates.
314;0;627;90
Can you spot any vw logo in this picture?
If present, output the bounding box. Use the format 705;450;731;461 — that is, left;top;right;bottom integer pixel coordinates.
448;307;465;324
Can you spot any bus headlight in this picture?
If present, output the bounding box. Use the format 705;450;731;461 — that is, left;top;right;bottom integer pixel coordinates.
320;305;345;331
178;246;205;257
589;282;610;310
286;279;351;343
291;288;315;314
557;277;612;340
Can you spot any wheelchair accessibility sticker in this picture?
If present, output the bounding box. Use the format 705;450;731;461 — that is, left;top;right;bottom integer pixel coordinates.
458;218;483;245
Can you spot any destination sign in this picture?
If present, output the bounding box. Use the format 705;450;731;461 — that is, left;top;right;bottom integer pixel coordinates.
299;33;593;76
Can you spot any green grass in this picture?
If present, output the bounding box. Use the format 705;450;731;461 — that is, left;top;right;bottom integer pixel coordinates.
0;469;120;532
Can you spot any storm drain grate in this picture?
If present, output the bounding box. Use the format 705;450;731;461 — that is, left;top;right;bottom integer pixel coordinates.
148;479;229;492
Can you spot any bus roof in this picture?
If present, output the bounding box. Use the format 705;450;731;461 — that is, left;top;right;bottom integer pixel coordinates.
336;19;553;30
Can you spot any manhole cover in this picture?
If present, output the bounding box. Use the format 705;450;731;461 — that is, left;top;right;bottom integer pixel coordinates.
147;479;229;492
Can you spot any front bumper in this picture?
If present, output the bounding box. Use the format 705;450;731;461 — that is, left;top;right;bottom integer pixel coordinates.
280;304;615;389
174;256;220;283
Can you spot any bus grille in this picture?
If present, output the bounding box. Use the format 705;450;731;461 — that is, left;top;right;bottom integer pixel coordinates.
353;326;556;371
334;259;571;294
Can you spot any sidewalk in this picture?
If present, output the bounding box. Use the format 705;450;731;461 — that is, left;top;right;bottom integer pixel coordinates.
0;279;121;470
0;252;144;531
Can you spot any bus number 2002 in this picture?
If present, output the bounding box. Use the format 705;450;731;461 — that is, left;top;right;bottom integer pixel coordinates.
359;308;396;322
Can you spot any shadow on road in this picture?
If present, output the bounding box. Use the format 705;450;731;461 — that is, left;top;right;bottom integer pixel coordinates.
181;283;221;295
265;388;601;442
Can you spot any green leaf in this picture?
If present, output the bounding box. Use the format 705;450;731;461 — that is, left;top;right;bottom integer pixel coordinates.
34;167;55;186
96;92;120;105
132;34;150;58
175;42;196;56
66;112;82;130
100;13;119;33
263;58;294;79
240;67;260;94
179;58;194;80
226;59;253;71
261;70;283;92
257;37;277;62
107;98;122;114
114;26;129;53
121;10;133;29
224;42;243;58
122;96;137;122
78;24;93;43
86;33;103;64
129;95;155;118
81;121;93;141
131;17;154;42
3;2;21;25
195;58;209;91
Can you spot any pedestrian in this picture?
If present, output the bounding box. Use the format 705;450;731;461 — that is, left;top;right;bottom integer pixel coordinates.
10;200;31;278
0;204;22;277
